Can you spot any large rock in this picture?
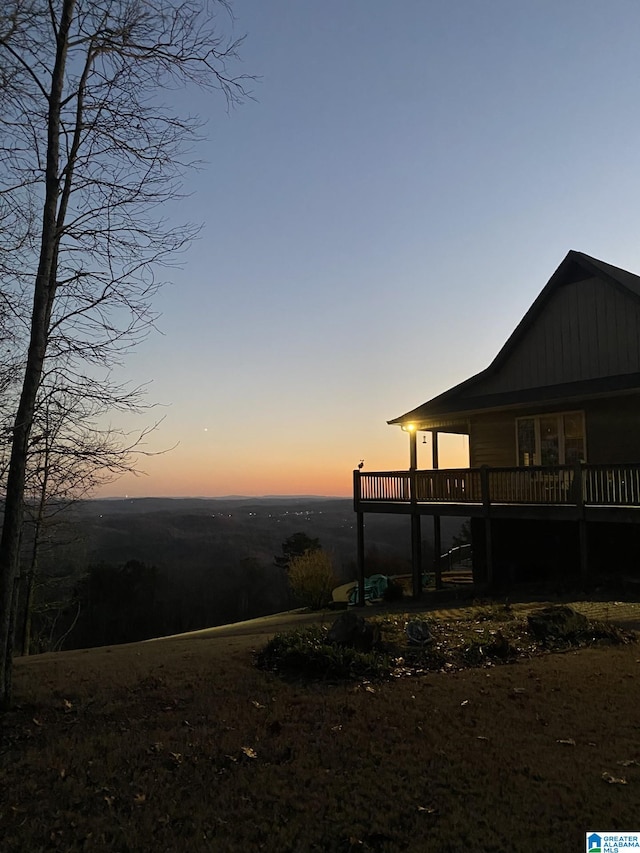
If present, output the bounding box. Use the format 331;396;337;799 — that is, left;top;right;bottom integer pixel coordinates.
527;605;589;642
327;611;380;652
405;620;433;646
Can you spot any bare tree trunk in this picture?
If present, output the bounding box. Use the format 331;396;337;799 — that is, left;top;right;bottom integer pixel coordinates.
0;0;73;709
20;535;41;658
20;572;35;657
0;0;248;710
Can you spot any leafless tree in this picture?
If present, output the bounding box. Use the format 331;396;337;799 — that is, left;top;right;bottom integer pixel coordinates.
19;378;164;655
0;0;249;708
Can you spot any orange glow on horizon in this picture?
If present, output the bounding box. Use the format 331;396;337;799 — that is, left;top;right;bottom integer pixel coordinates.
95;431;470;498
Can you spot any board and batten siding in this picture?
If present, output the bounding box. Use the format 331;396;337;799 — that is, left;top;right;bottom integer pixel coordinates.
467;395;640;467
480;276;640;395
469;412;516;467
585;395;640;464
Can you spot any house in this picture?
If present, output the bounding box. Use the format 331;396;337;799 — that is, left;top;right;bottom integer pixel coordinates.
353;250;640;598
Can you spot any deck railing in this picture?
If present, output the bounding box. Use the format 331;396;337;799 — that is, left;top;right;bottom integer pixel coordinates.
356;463;640;508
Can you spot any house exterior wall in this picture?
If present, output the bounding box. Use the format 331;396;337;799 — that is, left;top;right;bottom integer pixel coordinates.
469;411;516;466
585;395;640;463
479;276;640;394
468;393;640;467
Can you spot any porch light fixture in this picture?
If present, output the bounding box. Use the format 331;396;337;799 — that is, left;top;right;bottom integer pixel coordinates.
402;423;416;432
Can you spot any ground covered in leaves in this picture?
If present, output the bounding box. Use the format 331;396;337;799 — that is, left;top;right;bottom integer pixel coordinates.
257;604;635;681
1;601;639;852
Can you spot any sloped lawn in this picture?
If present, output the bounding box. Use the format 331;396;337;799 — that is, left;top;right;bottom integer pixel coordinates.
1;602;638;852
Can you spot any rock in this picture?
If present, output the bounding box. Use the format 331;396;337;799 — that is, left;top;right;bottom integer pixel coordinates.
327;611;380;652
527;605;589;642
405;620;433;646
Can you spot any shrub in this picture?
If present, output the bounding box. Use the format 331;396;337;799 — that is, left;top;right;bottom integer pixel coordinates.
256;626;391;680
287;550;339;610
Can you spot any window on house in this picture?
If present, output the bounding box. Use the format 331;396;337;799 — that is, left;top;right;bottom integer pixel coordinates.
516;411;585;466
517;418;536;466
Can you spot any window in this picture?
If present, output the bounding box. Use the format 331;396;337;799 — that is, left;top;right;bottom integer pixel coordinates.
516;411;585;466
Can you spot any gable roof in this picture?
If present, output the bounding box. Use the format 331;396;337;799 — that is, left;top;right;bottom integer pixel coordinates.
389;250;640;430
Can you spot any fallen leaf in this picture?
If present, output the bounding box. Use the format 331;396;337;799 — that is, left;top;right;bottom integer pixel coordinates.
557;739;576;746
417;805;438;815
512;688;526;694
169;752;183;764
617;759;640;767
251;700;265;709
364;685;375;694
602;771;627;785
241;746;257;759
460;699;469;706
133;793;146;805
32;717;42;727
63;699;73;712
104;795;115;807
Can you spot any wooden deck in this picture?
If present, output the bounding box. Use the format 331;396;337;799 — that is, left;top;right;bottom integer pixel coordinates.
354;463;640;522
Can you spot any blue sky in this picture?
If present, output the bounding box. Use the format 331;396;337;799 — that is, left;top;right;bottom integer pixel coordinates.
105;0;640;497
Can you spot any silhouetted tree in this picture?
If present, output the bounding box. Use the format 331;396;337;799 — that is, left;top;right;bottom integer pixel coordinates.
0;0;250;708
275;532;322;569
451;520;472;549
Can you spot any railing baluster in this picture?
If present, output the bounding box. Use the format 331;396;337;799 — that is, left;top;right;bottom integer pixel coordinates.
357;464;640;507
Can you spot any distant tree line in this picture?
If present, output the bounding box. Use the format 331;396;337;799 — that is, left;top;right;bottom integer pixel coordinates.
23;554;290;651
22;532;324;650
15;516;433;651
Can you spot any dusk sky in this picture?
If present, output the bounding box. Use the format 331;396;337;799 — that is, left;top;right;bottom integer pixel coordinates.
102;0;640;498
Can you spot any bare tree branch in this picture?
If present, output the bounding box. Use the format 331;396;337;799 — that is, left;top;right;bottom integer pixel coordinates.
0;0;251;707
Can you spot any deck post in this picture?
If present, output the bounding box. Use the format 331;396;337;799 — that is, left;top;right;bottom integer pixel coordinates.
433;516;443;589
431;430;439;469
574;461;588;578
410;467;422;599
409;429;417;471
431;431;443;589
357;511;366;607
480;465;493;585
353;470;366;607
411;514;422;599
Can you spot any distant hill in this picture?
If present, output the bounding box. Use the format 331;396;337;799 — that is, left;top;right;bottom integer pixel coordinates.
71;496;466;570
28;497;468;651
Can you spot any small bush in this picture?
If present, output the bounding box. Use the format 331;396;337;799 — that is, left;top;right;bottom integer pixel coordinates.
287;550;339;610
256;626;392;680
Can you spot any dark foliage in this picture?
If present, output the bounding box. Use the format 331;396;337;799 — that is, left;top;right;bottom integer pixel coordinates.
274;531;322;569
256;626;392;681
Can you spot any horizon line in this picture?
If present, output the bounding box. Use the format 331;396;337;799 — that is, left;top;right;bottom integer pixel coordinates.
90;493;351;501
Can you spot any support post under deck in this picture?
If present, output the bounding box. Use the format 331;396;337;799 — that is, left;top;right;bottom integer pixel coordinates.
433;516;442;589
575;462;588;578
411;513;422;599
480;466;493;585
356;510;366;607
353;469;366;607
